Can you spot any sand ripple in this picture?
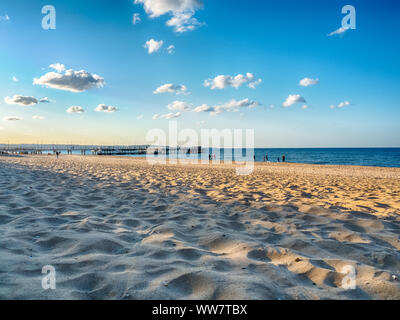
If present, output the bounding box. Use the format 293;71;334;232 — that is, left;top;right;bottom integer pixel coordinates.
0;155;399;299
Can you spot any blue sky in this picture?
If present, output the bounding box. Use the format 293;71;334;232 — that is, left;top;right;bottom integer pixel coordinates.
0;0;399;147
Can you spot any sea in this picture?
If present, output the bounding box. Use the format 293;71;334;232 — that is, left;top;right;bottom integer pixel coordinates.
125;148;400;168
8;147;399;168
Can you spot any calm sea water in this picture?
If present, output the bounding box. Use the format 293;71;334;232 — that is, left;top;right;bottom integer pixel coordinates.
132;148;400;168
65;148;400;168
250;148;400;167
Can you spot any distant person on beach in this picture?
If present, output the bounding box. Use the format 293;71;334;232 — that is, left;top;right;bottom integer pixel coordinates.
56;152;59;159
209;154;211;161
277;157;280;162
282;155;286;162
266;154;268;162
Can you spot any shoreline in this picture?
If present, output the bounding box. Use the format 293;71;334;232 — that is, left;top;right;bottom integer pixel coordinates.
3;153;400;171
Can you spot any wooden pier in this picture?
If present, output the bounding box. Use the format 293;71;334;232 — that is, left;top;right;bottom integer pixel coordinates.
0;144;203;156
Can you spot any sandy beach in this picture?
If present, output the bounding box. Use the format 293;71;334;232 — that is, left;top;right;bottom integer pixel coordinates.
0;155;399;300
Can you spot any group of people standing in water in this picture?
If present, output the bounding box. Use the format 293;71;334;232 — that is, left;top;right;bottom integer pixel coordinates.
263;154;286;163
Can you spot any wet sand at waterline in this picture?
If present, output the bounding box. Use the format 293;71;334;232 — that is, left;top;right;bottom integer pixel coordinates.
0;155;399;299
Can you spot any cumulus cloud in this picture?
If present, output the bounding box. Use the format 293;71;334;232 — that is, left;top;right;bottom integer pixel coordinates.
5;95;38;106
132;13;141;24
193;98;260;116
33;68;105;93
95;104;118;113
301;105;309;110
3;116;21;121
32;115;45;120
49;63;66;72
282;94;306;107
12;76;18;82
144;39;164;54
154;84;188;95
166;11;204;33
330;101;351;109
167;45;175;54
204;73;262;90
167;100;191;111
328;26;350;36
135;0;204;32
137;115;144;120
67;106;85;113
193;104;212;113
152;112;181;120
299;77;319;87
135;0;202;17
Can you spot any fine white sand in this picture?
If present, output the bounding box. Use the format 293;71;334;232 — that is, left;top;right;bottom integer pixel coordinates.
0;155;399;299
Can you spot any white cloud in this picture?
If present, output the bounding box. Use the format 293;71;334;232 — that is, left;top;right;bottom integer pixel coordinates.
154;83;187;95
5;95;38;106
301;105;309;110
338;101;351;108
152;112;181;120
0;14;10;22
135;0;202;18
12;76;18;82
39;97;51;103
299;77;319;87
282;94;306;107
33;68;105;93
3;116;21;121
32;115;45;120
167;100;191;111
166;11;203;33
330;101;351;109
144;39;163;54
167;45;175;54
137;114;144;120
328;26;350;36
132;13;141;24
67;106;85;113
248;78;262;89
193;104;212;113
204;73;262;90
134;0;204;32
49;63;66;72
95;104;118;113
193;98;260;116
212;98;259;115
